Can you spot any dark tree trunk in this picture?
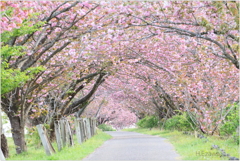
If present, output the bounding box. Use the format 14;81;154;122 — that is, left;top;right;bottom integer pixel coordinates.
49;114;60;141
49;119;56;141
1;134;9;158
8;115;26;154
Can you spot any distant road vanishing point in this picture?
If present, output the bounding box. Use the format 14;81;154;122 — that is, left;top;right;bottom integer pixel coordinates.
82;131;181;161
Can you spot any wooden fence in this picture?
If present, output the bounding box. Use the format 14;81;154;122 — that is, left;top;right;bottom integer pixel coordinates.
36;118;97;156
36;124;55;156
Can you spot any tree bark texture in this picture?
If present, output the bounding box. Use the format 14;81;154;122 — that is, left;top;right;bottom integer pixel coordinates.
1;134;9;158
8;115;26;154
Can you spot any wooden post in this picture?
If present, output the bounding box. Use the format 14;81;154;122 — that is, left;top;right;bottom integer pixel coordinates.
80;119;86;142
92;118;94;135
86;118;91;139
54;121;62;151
65;120;74;147
60;120;66;147
88;118;91;137
36;124;55;156
65;120;70;146
194;131;198;138
91;118;94;136
83;118;87;141
82;119;86;141
93;118;97;135
75;118;82;144
89;118;92;138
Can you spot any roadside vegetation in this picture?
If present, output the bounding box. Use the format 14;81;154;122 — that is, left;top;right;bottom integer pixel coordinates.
6;130;112;160
125;104;239;160
124;128;239;160
1;2;238;160
98;124;116;131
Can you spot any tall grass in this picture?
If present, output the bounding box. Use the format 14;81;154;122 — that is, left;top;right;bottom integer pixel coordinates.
124;128;239;160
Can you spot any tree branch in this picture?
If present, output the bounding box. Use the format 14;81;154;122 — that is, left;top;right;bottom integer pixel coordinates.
64;72;107;115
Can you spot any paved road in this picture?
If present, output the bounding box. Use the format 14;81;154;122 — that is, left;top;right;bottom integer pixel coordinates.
82;131;181;161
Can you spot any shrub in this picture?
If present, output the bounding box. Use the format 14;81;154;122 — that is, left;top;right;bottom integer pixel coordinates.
220;103;239;139
26;126;41;148
233;131;239;145
98;124;115;131
164;112;195;131
137;115;159;129
26;124;50;148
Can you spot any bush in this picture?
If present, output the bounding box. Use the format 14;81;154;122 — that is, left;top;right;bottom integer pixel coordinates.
26;126;41;148
137;115;159;129
220;103;239;138
233;131;239;145
26;124;50;148
164;112;195;131
98;124;115;131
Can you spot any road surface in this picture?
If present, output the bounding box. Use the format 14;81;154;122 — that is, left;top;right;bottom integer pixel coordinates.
82;131;181;161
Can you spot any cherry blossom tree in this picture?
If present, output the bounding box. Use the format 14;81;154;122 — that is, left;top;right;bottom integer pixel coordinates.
1;1;107;153
1;1;239;155
83;86;137;129
81;1;239;134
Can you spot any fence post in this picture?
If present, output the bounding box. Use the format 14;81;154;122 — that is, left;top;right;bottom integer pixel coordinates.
36;124;55;156
65;120;74;146
83;118;88;141
86;118;91;139
54;121;62;151
90;118;94;136
89;118;92;138
74;118;97;144
75;118;82;144
93;118;97;135
81;119;86;142
60;119;66;147
194;131;196;138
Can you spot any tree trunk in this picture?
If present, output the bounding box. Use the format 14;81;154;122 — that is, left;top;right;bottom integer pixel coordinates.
0;106;2;146
8;115;26;154
49;120;56;141
1;134;9;158
49;114;60;141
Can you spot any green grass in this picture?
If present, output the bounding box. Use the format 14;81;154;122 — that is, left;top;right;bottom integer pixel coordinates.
98;124;116;131
124;128;239;160
7;130;112;160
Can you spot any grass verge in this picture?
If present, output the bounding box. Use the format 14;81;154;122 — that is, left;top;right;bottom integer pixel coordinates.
124;128;239;160
7;130;112;160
